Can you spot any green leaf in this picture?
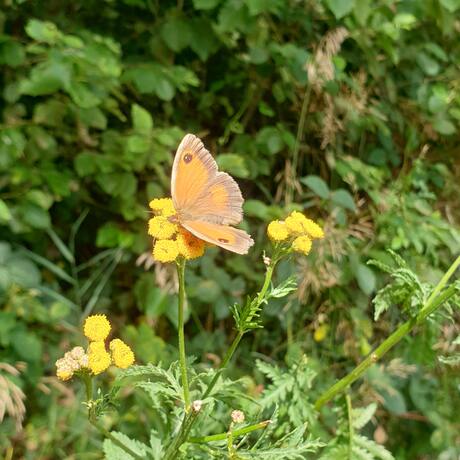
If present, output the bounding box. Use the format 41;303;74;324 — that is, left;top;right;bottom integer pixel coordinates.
330;189;356;211
216;153;249;178
124;65;175;101
355;263;376;295
440;0;460;12
244;199;271;220
9;256;42;287
25;19;61;43
0;199;12;222
381;388;406;414
326;0;355;19
103;432;149;460
0;40;25;67
19;202;51;229
131;104;153;135
161;17;192;52
20;61;72;96
301;175;330;199
96;223;134;248
11;330;42;362
256;126;285;154
416;52;440;76
432;118;456;135
189;18;219;60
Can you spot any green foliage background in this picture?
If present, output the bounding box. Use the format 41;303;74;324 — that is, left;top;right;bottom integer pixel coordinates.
0;0;459;458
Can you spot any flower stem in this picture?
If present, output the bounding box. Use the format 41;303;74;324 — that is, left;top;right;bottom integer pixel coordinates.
177;257;191;413
163;258;279;459
189;420;271;443
83;375;144;460
314;255;460;410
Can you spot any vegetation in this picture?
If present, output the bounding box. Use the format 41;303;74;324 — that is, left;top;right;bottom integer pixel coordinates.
1;0;459;459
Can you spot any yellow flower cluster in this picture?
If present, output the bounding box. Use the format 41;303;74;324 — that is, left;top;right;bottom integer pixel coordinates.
267;211;324;256
55;314;135;381
148;198;205;263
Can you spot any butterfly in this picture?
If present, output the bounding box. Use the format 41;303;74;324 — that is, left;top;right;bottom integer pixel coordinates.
171;134;254;254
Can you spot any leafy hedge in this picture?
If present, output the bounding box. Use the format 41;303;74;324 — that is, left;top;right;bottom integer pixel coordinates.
1;0;459;458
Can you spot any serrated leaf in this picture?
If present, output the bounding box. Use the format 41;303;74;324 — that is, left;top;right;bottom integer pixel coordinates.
103;431;149;460
269;276;297;298
352;403;377;429
354;434;395;460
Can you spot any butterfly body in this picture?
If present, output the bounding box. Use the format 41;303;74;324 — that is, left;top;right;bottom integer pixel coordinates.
171;134;254;254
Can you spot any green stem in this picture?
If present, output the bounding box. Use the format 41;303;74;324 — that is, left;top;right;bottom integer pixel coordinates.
189;420;271;443
177;258;190;412
314;256;460;410
83;375;143;460
82;372;93;403
163;258;279;459
346;394;353;457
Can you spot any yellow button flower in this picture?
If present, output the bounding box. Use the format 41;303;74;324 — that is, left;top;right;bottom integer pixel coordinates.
290;212;324;239
83;314;111;342
109;339;135;369
267;220;289;242
302;218;324;239
292;235;312;255
285;212;305;235
153;239;180;263
88;341;111;375
149;198;176;217
148;216;178;240
177;229;205;259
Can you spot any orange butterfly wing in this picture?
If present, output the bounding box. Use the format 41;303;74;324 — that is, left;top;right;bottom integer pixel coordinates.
171;134;244;225
181;220;254;255
171;134;254;254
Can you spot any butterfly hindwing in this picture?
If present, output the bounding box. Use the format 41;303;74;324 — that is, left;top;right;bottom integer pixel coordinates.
182;220;254;255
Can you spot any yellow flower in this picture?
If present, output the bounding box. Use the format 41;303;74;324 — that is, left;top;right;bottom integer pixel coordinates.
285;211;324;239
109;339;135;369
302;218;324;239
314;324;329;342
153;239;180;263
176;229;205;259
292;235;312;255
149;198;176;217
291;212;324;239
83;314;111;342
285;212;305;235
88;341;111;375
148;216;178;240
267;220;289;242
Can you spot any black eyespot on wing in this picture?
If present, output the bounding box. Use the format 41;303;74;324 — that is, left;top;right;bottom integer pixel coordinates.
183;153;193;163
218;238;229;243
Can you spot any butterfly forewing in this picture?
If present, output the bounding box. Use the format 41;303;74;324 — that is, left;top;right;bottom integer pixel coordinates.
171;134;244;225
